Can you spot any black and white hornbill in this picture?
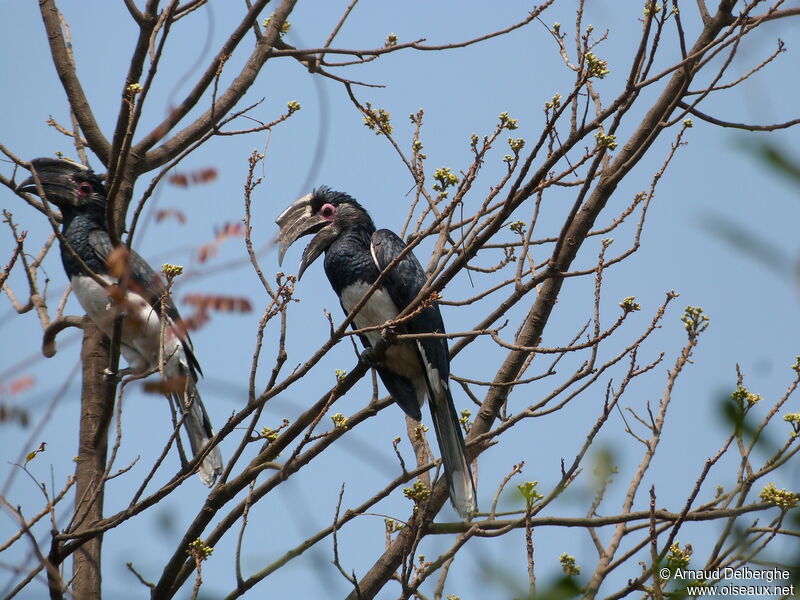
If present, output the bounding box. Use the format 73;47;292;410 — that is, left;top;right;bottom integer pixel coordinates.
17;158;223;486
276;187;477;516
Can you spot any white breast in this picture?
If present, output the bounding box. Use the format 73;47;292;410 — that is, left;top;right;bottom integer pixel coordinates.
340;283;399;345
71;274;116;327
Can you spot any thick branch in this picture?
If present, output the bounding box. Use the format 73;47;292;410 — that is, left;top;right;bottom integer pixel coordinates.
38;0;110;163
137;0;294;169
69;319;115;600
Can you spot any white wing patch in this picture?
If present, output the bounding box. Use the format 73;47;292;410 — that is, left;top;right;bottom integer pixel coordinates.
416;340;445;396
369;241;381;275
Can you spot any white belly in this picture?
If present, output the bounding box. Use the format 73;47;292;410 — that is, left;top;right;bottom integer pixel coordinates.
340;282;423;381
71;274;184;374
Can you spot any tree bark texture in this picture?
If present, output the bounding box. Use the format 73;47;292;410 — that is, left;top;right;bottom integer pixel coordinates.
71;318;113;600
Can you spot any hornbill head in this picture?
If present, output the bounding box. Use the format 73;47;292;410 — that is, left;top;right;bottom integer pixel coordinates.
16;158;106;212
276;186;372;279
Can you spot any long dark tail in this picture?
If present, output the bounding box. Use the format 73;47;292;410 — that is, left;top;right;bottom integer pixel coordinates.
173;377;223;486
427;384;477;517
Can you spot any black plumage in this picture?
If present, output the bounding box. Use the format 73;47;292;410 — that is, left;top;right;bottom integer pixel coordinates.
277;187;476;516
17;158;222;486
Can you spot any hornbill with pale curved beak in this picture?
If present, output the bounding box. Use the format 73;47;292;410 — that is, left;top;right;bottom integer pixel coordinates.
17;158;223;486
276;187;477;516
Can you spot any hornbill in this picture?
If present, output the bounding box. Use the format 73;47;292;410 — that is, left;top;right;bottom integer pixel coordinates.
17;158;223;486
276;187;477;516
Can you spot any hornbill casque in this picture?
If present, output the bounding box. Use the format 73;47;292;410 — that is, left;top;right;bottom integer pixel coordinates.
276;187;477;516
17;158;223;486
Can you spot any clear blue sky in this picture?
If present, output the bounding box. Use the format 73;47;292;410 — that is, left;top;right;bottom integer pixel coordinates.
1;2;799;598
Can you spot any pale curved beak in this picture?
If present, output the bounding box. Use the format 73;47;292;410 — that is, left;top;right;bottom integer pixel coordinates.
276;194;321;263
276;193;335;279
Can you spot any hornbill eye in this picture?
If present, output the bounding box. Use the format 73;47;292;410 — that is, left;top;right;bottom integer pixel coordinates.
77;181;93;197
319;203;336;220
